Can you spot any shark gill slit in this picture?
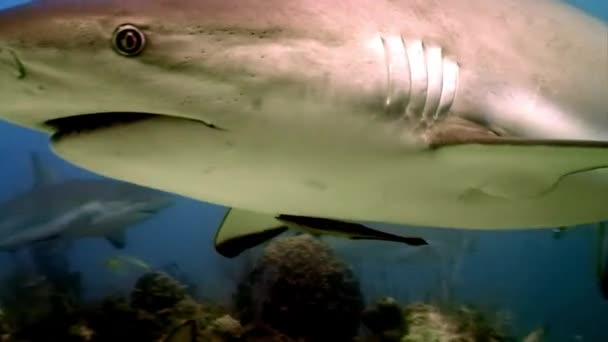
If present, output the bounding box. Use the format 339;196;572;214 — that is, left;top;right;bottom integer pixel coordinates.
381;35;459;127
45;112;225;141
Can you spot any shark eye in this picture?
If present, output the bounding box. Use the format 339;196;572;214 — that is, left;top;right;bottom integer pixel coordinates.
112;24;146;57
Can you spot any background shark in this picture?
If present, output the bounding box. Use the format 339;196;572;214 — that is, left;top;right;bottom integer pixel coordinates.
0;0;607;257
0;152;175;251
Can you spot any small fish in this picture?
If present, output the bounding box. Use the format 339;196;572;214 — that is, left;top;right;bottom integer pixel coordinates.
522;326;546;342
163;320;197;342
104;255;150;273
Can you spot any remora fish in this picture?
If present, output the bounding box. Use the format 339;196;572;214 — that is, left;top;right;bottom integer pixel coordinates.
0;152;175;250
104;254;151;273
0;0;607;257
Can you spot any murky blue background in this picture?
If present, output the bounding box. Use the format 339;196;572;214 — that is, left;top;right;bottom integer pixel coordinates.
0;0;607;340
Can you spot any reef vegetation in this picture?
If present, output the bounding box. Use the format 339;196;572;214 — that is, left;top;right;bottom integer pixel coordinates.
0;235;540;341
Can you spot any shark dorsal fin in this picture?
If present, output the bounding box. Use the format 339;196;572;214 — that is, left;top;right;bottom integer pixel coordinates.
30;151;60;187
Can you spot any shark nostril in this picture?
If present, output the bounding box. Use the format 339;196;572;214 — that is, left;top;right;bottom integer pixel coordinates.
0;47;27;79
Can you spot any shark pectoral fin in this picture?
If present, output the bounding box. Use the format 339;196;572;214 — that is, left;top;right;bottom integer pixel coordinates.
426;119;608;199
214;208;289;258
214;209;428;258
275;214;428;246
105;231;127;249
424;116;504;147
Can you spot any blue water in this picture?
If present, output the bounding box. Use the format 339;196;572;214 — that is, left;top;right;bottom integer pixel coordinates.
0;0;607;341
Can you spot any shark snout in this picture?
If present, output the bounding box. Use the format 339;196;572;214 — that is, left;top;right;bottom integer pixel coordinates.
146;199;174;213
0;47;26;79
136;194;176;214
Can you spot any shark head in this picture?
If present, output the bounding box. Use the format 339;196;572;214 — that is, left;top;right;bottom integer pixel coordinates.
0;0;333;132
70;180;176;233
0;0;606;136
0;0;206;130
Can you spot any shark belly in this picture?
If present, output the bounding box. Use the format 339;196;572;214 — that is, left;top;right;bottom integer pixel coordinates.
49;112;608;230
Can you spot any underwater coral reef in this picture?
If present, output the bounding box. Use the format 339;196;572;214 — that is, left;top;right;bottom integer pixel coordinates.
0;235;543;342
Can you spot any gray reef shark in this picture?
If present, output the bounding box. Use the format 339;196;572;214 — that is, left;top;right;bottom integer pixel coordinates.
0;152;175;250
0;0;607;257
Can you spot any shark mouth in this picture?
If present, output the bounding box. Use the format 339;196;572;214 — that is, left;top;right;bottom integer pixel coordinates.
44;112;225;140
